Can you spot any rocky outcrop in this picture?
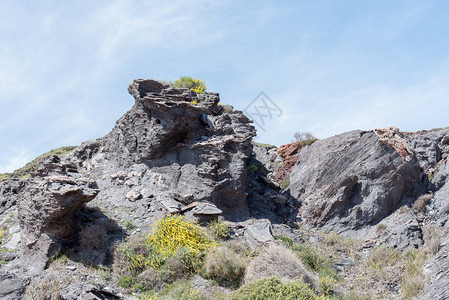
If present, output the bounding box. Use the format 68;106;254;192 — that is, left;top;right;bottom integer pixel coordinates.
274;141;301;185
0;156;99;299
68;79;256;222
374;127;415;162
289;130;422;233
0;179;23;215
17;155;99;274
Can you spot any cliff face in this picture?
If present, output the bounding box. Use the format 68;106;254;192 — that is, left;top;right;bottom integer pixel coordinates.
289;130;422;233
69;79;256;222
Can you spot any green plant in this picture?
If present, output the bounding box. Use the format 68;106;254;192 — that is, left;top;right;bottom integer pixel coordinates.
294;244;327;272
100;269;112;281
203;245;246;289
320;276;337;296
0;146;76;182
229;277;321;300
280;179;290;189
277;236;293;247
116;215;215;279
119;276;136;288
207;219;230;240
172;76;207;94
125;220;136;231
146;215;215;271
376;224;387;233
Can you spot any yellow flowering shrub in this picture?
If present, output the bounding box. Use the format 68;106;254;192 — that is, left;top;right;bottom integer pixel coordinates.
173;76;207;94
319;276;336;296
121;215;216;275
147;215;215;270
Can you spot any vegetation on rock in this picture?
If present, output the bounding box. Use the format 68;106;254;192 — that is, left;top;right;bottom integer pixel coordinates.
0;146;76;181
172;76;207;94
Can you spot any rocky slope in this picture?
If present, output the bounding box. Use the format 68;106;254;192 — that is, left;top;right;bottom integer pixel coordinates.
0;79;448;299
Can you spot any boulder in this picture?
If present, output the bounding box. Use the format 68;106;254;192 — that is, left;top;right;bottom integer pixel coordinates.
244;219;274;249
289;130;422;233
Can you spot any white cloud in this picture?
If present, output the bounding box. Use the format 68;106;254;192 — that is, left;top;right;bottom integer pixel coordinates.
0;150;33;173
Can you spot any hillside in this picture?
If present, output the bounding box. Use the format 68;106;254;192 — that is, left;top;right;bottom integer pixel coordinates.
0;79;448;299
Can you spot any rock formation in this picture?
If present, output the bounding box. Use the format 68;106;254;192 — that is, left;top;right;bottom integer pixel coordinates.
289;130;422;233
68;79;256;223
0;79;448;298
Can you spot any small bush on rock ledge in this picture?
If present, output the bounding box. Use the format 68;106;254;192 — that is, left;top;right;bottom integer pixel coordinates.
172;76;207;94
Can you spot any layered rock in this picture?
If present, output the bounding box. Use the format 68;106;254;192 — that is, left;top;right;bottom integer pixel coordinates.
289;130;422;233
0;156;99;299
17;156;99;273
422;239;449;300
68;79;256;222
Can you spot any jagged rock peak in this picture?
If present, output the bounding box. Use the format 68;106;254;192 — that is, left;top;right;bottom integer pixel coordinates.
68;79;256;221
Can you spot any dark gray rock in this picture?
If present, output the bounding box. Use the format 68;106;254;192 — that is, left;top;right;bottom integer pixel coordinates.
68;79;256;222
0;179;23;216
406;129;447;172
17;155;99;274
422;241;449;299
0;272;28;300
289;130;422;233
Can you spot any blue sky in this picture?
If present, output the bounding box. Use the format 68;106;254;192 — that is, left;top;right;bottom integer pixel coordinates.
1;0;449;172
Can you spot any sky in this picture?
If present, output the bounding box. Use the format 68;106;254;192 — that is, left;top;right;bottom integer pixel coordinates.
1;0;449;172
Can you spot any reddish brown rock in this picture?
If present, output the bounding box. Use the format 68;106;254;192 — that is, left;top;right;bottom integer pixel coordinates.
274;141;302;185
277;141;301;158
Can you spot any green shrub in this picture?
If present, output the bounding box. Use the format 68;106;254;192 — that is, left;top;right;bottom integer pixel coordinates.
294;244;327;272
125;220;136;231
119;276;136;288
280;179;290;189
173;76;207;94
203;245;246;288
376;224;387;233
229;277;320;300
277;236;293;248
115;215;215;278
0;146;76;181
248;162;268;176
207;219;230;240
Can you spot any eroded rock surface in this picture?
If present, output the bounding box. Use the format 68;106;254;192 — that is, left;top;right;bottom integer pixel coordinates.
289;130;422;233
422;239;449;300
18;156;99;274
68;79;256;222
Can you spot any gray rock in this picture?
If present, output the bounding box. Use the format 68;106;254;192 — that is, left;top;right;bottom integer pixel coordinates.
68;79;256;222
0;272;28;300
422;241;449;299
406;129;447;172
289;130;421;233
17;155;99;274
244;219;274;249
0;179;23;216
2;233;21;251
